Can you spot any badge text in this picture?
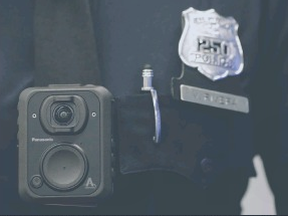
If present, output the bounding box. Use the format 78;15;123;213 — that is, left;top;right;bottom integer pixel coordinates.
180;85;249;113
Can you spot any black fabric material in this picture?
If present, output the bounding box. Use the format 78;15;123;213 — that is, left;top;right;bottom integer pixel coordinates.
33;0;256;182
0;169;248;215
1;0;288;215
116;94;252;185
34;0;101;86
0;0;34;213
0;0;34;150
93;0;256;181
252;1;288;214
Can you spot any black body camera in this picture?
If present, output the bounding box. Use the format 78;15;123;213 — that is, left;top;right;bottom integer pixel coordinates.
18;84;114;206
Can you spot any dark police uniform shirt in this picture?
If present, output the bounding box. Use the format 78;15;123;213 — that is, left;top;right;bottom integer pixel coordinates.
1;0;288;215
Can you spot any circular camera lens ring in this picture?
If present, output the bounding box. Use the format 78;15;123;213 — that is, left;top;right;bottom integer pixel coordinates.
53;104;74;126
40;95;88;134
40;144;88;191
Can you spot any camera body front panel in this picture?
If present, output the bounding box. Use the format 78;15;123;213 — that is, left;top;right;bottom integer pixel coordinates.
18;84;114;206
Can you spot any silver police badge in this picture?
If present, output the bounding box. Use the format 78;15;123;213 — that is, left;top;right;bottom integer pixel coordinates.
178;7;244;81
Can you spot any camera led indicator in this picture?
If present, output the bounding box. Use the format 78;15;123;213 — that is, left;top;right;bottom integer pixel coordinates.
32;113;37;119
91;112;97;118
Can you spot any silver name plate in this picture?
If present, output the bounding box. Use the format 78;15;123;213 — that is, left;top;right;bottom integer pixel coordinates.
180;85;249;113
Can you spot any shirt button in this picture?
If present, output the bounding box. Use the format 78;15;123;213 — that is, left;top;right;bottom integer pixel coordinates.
201;158;213;174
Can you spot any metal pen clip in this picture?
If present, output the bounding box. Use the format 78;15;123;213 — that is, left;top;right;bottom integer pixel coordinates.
141;64;161;143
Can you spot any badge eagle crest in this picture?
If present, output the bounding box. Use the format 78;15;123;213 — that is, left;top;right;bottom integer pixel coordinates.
178;8;244;81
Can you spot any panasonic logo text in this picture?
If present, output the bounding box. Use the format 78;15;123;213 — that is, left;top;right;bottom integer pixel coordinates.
32;137;54;142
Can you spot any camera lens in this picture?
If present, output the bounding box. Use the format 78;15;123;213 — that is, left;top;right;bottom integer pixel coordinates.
53;104;74;125
40;95;88;134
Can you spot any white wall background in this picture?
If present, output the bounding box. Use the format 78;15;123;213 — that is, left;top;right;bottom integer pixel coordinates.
241;155;276;215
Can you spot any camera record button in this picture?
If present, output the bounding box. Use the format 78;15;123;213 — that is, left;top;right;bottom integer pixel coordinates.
30;175;43;189
41;144;88;191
